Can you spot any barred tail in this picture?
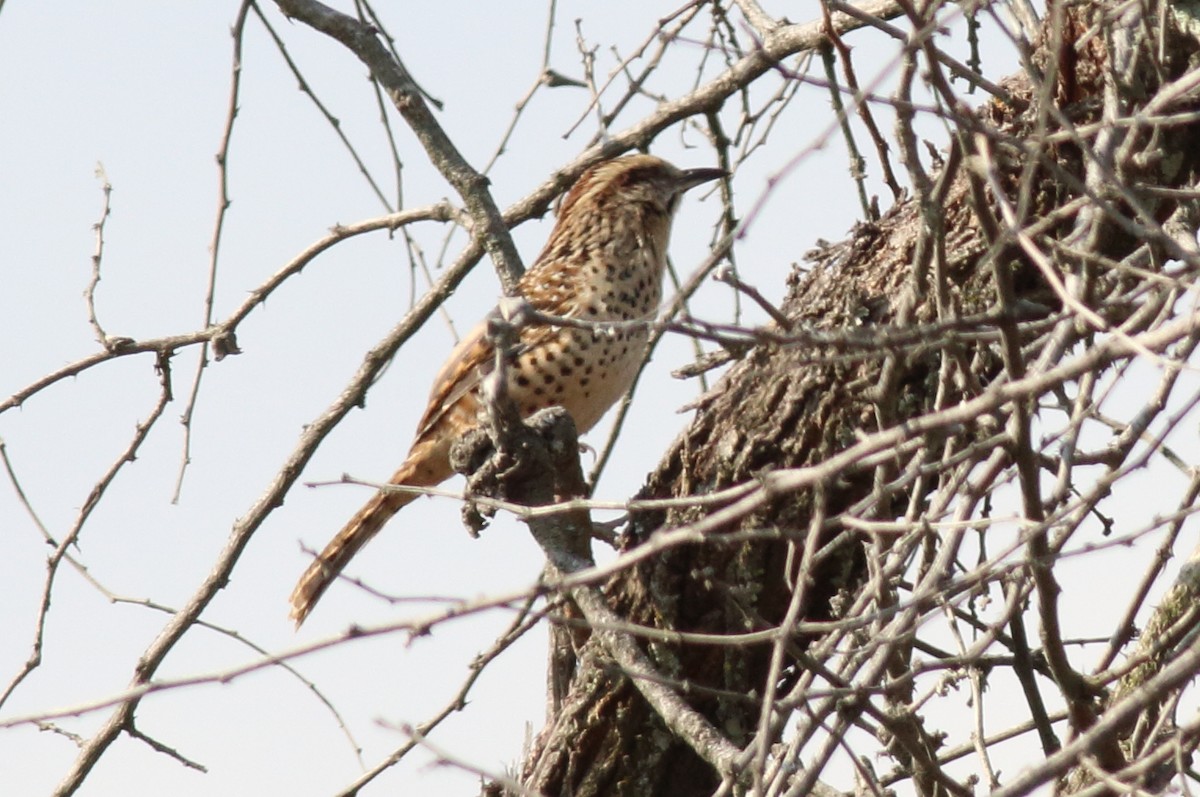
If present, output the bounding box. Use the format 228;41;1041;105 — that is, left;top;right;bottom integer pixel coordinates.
289;440;448;626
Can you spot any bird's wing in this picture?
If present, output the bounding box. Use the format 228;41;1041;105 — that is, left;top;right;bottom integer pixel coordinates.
413;251;583;443
412;311;565;442
413;320;492;441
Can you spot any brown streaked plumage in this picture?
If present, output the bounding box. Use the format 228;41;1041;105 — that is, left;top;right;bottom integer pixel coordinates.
289;154;725;625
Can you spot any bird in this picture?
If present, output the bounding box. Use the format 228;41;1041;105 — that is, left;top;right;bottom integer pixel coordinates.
289;154;726;625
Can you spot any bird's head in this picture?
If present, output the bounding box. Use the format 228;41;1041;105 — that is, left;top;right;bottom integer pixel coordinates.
557;154;726;221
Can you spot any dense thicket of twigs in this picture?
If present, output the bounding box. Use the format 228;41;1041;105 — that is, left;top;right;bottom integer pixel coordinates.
5;0;1200;795
515;1;1200;795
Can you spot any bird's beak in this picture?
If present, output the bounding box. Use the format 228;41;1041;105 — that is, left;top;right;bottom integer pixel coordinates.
679;167;727;192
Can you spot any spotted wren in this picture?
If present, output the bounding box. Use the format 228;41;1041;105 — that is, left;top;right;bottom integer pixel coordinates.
290;154;725;625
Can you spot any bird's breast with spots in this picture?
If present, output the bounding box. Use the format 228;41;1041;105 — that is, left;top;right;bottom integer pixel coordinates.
507;322;650;434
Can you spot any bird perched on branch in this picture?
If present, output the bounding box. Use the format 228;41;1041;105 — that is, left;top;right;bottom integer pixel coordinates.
290;154;725;625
